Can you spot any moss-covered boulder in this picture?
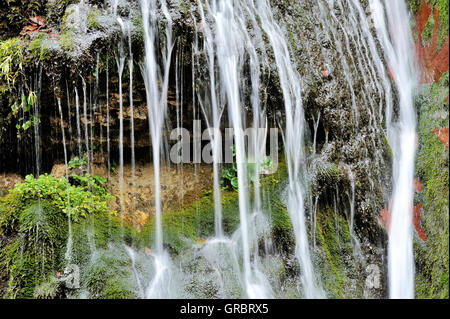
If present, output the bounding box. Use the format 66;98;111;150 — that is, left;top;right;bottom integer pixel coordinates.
0;172;139;299
414;71;449;299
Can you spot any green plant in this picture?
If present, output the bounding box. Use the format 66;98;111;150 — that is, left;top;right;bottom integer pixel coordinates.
10;174;115;222
221;146;273;191
221;163;239;190
11;90;38;133
0;37;44;136
68;156;87;170
0;37;25;88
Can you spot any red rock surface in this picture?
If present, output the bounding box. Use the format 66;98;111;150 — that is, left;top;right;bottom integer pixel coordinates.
379;178;427;241
414;0;449;83
379;201;392;232
414;177;422;192
412;202;427;241
432;127;449;149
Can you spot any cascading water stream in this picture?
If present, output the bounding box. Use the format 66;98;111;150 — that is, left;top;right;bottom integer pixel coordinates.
371;0;417;299
139;0;177;298
256;0;324;298
197;3;225;238
74;87;82;158
57;97;73;264
116;17;127;229
195;0;276;299
81;76;90;172
214;1;253;297
3;0;427;300
127;22;136;199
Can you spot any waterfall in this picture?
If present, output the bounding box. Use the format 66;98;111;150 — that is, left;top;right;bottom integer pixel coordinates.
371;0;417;299
57;97;73;264
75;87;82;158
81;76;90;171
116;17;127;227
139;0;177;298
197;3;225;238
106;56;111;182
0;0;429;300
127;22;136;195
256;0;324;298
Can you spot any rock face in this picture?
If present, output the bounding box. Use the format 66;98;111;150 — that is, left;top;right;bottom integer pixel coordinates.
410;0;449;299
413;0;449;83
0;0;446;299
0;0;391;297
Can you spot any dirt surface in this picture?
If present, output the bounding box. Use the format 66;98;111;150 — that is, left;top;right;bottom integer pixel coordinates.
53;161;214;230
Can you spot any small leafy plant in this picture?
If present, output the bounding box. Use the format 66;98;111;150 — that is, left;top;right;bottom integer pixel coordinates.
221;145;273;191
10;174;114;222
68;156;88;170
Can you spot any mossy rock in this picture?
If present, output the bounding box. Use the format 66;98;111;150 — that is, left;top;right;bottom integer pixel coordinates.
414;71;449;299
138;157;294;256
0;174;139;299
422;11;435;47
0;200;68;298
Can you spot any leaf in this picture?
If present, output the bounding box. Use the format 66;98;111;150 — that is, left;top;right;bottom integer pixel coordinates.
230;177;239;189
222;168;235;180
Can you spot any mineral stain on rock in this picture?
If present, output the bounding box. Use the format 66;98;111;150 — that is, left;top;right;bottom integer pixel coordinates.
414;0;449;83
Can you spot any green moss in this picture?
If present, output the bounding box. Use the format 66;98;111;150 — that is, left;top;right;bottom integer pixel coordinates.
86;8;102;30
422;12;435;46
84;252;136;299
0;172;137;299
28;33;51;61
426;0;449;52
59;31;76;52
139;190;241;254
315;207;350;298
0;200;68;298
381;128;393;162
33;276;63;299
138;157;293;255
414;71;449;299
437;0;449;52
410;0;422;14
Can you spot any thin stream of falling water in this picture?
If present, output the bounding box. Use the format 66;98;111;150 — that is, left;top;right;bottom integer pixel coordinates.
317;1;359;126
89;85;94;175
256;0;324;298
127;23;136;193
32;68;43;271
140;0;177;298
81;76;90;172
347;169;361;256
57;97;73;263
106;56;111;183
371;0;417;299
312;112;320;155
124;245;144;298
75;87;82;158
204;0;273;298
116;18;127;230
197;2;224;237
213;1;252;294
174;44;183;207
91;53;100;168
65;80;73;152
33;67;42;178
